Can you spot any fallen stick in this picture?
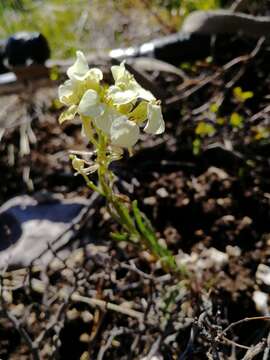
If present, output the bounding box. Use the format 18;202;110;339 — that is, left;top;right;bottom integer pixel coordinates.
71;292;154;324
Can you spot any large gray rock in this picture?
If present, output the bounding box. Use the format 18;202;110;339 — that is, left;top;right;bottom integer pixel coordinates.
182;10;270;37
0;193;94;269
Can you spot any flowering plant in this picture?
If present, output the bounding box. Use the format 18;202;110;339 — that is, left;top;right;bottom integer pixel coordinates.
58;51;176;271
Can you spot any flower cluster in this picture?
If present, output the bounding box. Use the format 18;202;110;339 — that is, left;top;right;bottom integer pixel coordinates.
58;51;165;149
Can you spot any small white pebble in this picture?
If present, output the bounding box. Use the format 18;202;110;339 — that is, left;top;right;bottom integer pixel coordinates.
81;311;93;323
144;196;156;205
253;291;268;314
156;187;169;198
67;308;80;320
256;264;270;286
226;245;241;257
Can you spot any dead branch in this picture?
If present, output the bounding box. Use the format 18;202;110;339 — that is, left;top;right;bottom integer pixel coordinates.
242;340;267;360
166;37;265;106
220;316;270;337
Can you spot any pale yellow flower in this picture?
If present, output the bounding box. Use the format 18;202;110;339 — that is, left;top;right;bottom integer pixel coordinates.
144;103;165;135
78;89;105;118
110;116;140;148
108;62;155;105
58;51;104;123
58;52;165;149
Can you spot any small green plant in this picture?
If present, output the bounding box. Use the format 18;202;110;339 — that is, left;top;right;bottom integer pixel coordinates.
230;112;243;128
195;121;216;137
58;51;178;272
233;86;253;103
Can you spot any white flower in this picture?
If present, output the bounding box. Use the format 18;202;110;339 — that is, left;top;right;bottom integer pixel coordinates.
67;51;89;80
67;51;103;83
93;107;119;135
111;61;128;83
78;89;105;118
58;51;103;108
108;62;155;105
58;51;104;124
128;101;165;135
58;80;77;106
110;116;140;148
58;52;165;150
107;62;165;142
144;103;165;135
107;86;138;105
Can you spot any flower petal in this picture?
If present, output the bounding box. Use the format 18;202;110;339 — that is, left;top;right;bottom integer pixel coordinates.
108;86;137;105
111;116;140;148
78;89;105;118
71;155;85;172
58;80;74;105
67;51;89;80
144;103;165;134
111;61;127;83
85;68;103;83
58;104;78;124
137;87;156;102
93;107;119;135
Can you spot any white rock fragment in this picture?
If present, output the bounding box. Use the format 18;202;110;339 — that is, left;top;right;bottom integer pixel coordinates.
175;250;197;267
226;245;241;257
196;248;228;270
176;248;228;271
156;187;169;198
253;291;269;315
206;247;228;267
256;264;270;286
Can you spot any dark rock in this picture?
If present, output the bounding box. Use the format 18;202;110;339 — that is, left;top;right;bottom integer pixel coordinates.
4;32;50;67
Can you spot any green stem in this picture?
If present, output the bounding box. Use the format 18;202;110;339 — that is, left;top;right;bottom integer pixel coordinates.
77;119;181;274
79;171;104;196
95;131;139;240
110;198;139;241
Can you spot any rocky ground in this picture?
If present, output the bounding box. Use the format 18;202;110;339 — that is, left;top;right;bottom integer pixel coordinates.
0;25;270;360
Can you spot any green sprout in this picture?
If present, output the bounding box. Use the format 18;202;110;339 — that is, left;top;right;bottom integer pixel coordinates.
195;121;216;137
230;112;243;128
233;87;254;103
